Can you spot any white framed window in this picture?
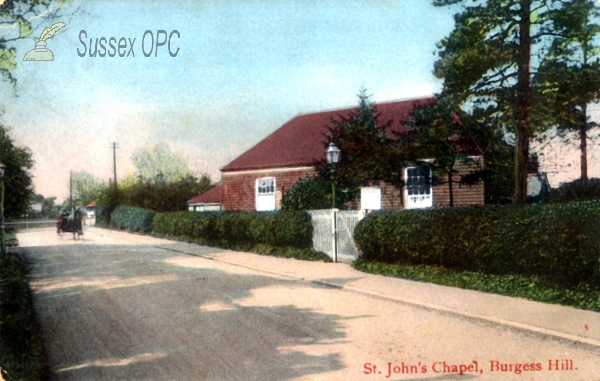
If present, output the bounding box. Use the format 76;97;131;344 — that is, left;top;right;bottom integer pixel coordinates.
405;166;432;209
255;177;276;211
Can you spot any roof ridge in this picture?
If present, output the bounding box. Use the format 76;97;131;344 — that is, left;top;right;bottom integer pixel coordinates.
220;97;439;173
288;96;436;120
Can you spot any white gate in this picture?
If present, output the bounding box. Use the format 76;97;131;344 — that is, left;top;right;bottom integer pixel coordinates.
308;209;366;262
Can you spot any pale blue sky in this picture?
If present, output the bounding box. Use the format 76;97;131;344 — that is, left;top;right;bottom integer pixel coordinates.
0;0;459;201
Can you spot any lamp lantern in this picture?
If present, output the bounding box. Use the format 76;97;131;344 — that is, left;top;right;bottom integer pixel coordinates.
326;143;341;164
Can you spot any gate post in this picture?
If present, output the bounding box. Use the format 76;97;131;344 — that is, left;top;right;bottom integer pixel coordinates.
331;208;338;262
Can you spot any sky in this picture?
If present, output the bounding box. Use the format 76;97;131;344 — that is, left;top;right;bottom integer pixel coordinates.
0;0;597;203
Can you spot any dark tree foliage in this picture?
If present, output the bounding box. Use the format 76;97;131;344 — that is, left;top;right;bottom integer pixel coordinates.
549;178;600;203
119;174;213;213
402;98;478;207
322;89;404;191
432;0;600;204
537;0;600;180
96;174;213;225
281;176;357;211
402;97;517;205
282;90;412;210
460;108;516;204
0;125;34;219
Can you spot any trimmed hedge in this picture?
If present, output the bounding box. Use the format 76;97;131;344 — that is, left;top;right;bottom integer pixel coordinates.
549;178;600;203
354;201;600;290
111;206;157;233
152;211;314;251
0;253;49;381
95;203;112;227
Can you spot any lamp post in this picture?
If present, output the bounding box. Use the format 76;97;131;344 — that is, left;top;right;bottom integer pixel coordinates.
326;143;341;262
326;142;341;208
0;162;6;256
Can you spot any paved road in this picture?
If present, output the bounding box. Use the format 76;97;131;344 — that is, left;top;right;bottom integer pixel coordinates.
17;228;600;380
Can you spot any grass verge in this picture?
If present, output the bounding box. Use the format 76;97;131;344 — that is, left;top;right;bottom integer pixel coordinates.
0;251;49;381
352;258;600;312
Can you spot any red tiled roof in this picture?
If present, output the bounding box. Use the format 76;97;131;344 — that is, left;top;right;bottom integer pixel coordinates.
221;98;436;172
188;184;223;204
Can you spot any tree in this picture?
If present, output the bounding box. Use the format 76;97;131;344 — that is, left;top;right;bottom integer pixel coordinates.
323;89;402;197
132;143;193;183
0;124;34;219
281;176;357;211
41;195;58;217
119;174;213;212
70;171;104;206
402;98;475;207
432;0;598;204
538;0;600;180
0;0;70;87
463;108;517;204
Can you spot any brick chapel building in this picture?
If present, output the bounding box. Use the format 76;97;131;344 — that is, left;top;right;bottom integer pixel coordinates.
190;97;485;212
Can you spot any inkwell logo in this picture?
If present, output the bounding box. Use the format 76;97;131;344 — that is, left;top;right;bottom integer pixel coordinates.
23;22;66;61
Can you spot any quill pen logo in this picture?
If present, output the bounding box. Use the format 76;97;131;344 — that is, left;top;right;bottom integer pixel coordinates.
23;22;66;61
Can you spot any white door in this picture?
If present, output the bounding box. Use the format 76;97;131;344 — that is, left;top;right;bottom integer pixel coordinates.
256;177;276;211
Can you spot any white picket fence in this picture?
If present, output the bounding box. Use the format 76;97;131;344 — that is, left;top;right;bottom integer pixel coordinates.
308;209;366;262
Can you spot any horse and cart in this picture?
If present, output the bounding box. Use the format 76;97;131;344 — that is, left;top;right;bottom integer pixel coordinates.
56;208;84;240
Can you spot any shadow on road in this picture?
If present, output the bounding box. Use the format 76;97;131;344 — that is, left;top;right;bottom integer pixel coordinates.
16;234;346;381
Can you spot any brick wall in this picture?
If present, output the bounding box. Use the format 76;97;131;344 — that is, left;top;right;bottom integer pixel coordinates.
221;167;317;211
221;158;484;211
357;158;484;210
352;183;403;210
431;158;485;207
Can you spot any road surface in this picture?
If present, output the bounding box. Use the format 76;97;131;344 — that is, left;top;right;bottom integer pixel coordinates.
16;228;600;380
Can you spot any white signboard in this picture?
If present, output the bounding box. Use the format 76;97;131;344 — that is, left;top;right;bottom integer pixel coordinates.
361;187;381;210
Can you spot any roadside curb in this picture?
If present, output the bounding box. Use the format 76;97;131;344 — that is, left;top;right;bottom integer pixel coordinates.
93;228;600;350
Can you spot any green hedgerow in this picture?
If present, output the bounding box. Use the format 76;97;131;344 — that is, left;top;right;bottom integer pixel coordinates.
354;201;600;291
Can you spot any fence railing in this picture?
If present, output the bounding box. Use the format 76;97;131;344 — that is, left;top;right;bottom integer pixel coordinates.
5;220;57;230
308;209;366;262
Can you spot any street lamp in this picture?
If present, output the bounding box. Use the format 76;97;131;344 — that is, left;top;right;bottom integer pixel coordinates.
326;143;341;263
326;142;341;209
0;162;6;256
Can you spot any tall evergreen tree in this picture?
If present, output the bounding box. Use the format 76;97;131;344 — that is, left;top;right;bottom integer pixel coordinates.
432;0;597;203
538;0;600;180
324;89;402;192
403;98;476;207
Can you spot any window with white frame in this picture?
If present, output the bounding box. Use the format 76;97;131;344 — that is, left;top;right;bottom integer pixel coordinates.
255;177;276;211
405;166;432;209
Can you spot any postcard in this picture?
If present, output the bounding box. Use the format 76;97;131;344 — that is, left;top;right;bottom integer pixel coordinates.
1;1;599;380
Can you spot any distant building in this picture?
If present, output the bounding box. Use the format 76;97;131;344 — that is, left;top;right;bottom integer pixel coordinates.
187;184;224;212
29;202;43;213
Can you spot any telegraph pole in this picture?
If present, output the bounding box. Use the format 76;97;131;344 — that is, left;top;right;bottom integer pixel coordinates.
112;142;118;189
70;170;73;216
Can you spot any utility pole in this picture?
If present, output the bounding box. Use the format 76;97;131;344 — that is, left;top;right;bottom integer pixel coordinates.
112;142;118;189
70;170;73;216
